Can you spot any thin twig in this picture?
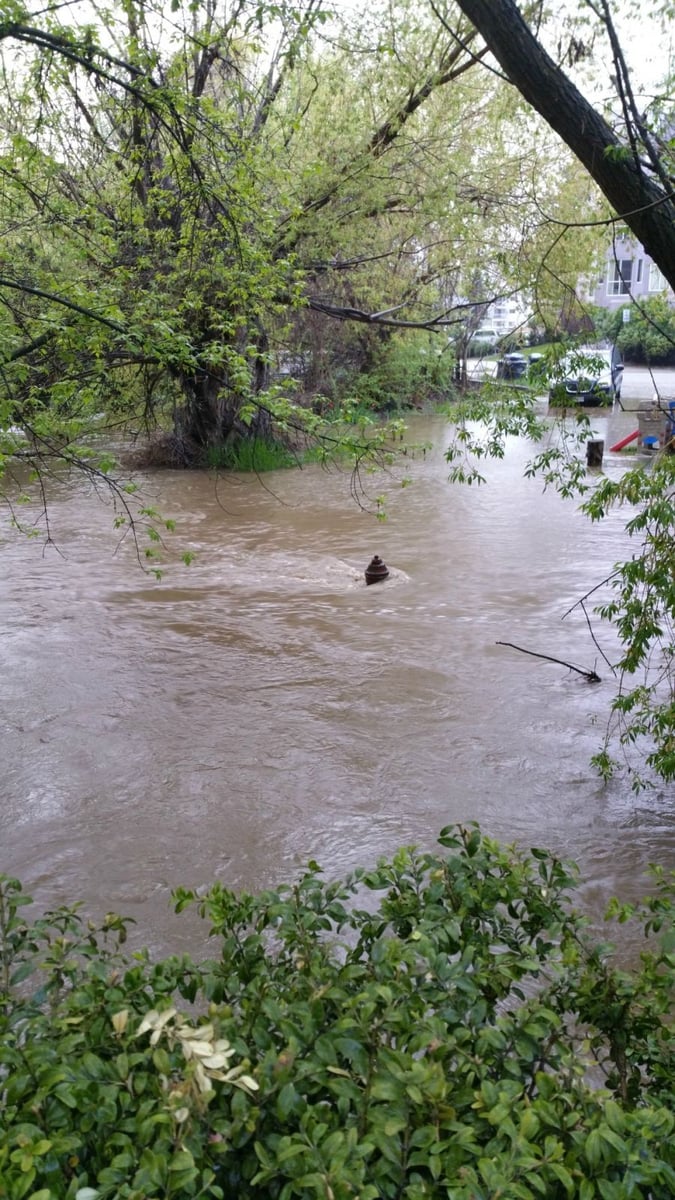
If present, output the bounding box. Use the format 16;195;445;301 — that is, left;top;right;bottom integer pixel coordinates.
578;598;615;674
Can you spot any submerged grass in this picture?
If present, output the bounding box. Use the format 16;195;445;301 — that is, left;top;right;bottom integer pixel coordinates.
206;438;325;472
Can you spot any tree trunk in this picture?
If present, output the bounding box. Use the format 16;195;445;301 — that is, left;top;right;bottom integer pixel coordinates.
177;326;274;459
453;0;675;292
172;367;244;463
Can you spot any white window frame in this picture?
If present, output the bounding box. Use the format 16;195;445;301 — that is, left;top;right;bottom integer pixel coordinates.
607;259;632;296
649;262;666;292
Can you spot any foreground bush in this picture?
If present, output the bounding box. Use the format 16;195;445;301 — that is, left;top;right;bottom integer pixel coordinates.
1;826;673;1200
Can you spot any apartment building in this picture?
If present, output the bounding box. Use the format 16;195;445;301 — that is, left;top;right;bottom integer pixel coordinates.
592;234;674;310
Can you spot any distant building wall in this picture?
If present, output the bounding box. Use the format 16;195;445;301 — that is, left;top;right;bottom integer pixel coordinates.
476;296;530;338
592;235;674;310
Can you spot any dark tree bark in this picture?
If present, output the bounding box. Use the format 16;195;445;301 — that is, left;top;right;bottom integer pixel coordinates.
453;0;675;292
178;342;273;460
181;371;230;449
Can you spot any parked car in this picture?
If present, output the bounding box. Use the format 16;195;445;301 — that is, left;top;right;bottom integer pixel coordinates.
548;346;623;406
495;352;547;383
496;352;529;380
467;329;498;353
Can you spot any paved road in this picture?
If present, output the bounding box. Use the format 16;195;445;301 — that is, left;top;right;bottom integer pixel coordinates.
620;366;675;407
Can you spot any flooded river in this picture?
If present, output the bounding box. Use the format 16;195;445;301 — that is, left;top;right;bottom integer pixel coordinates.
1;412;673;957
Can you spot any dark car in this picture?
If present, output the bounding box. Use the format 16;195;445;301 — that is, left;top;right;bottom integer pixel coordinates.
495;352;529;380
548;346;623;406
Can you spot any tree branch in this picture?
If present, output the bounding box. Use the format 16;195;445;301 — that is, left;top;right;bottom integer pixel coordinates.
0;277;126;338
496;641;601;682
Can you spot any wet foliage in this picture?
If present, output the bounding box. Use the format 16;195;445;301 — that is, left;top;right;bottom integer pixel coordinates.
1;826;673;1199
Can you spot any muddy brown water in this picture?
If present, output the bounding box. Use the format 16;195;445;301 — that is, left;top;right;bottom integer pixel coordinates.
1;414;673;959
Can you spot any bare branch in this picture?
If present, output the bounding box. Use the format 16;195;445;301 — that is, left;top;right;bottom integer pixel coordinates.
496;641;601;682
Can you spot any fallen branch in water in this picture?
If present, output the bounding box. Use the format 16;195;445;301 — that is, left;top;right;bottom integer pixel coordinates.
496;641;601;683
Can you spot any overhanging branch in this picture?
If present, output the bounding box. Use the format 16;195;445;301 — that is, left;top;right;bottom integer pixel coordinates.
306;297;474;329
0;276;127;343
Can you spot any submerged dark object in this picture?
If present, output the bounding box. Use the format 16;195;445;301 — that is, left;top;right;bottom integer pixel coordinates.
365;555;390;585
586;439;604;468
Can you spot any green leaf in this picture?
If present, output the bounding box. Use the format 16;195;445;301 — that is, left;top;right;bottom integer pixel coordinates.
548;1163;575;1194
585;1128;603;1169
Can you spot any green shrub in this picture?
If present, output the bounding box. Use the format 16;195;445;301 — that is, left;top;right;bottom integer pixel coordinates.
593;298;675;365
1;827;673;1199
351;333;456;411
464;338;497;360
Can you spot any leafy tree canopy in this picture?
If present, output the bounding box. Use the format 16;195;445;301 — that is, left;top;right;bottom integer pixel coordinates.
0;0;603;488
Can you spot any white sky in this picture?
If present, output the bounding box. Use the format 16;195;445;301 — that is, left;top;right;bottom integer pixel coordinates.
610;7;674;93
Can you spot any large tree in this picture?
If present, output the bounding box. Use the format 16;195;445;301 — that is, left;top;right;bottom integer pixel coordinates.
0;0;600;474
